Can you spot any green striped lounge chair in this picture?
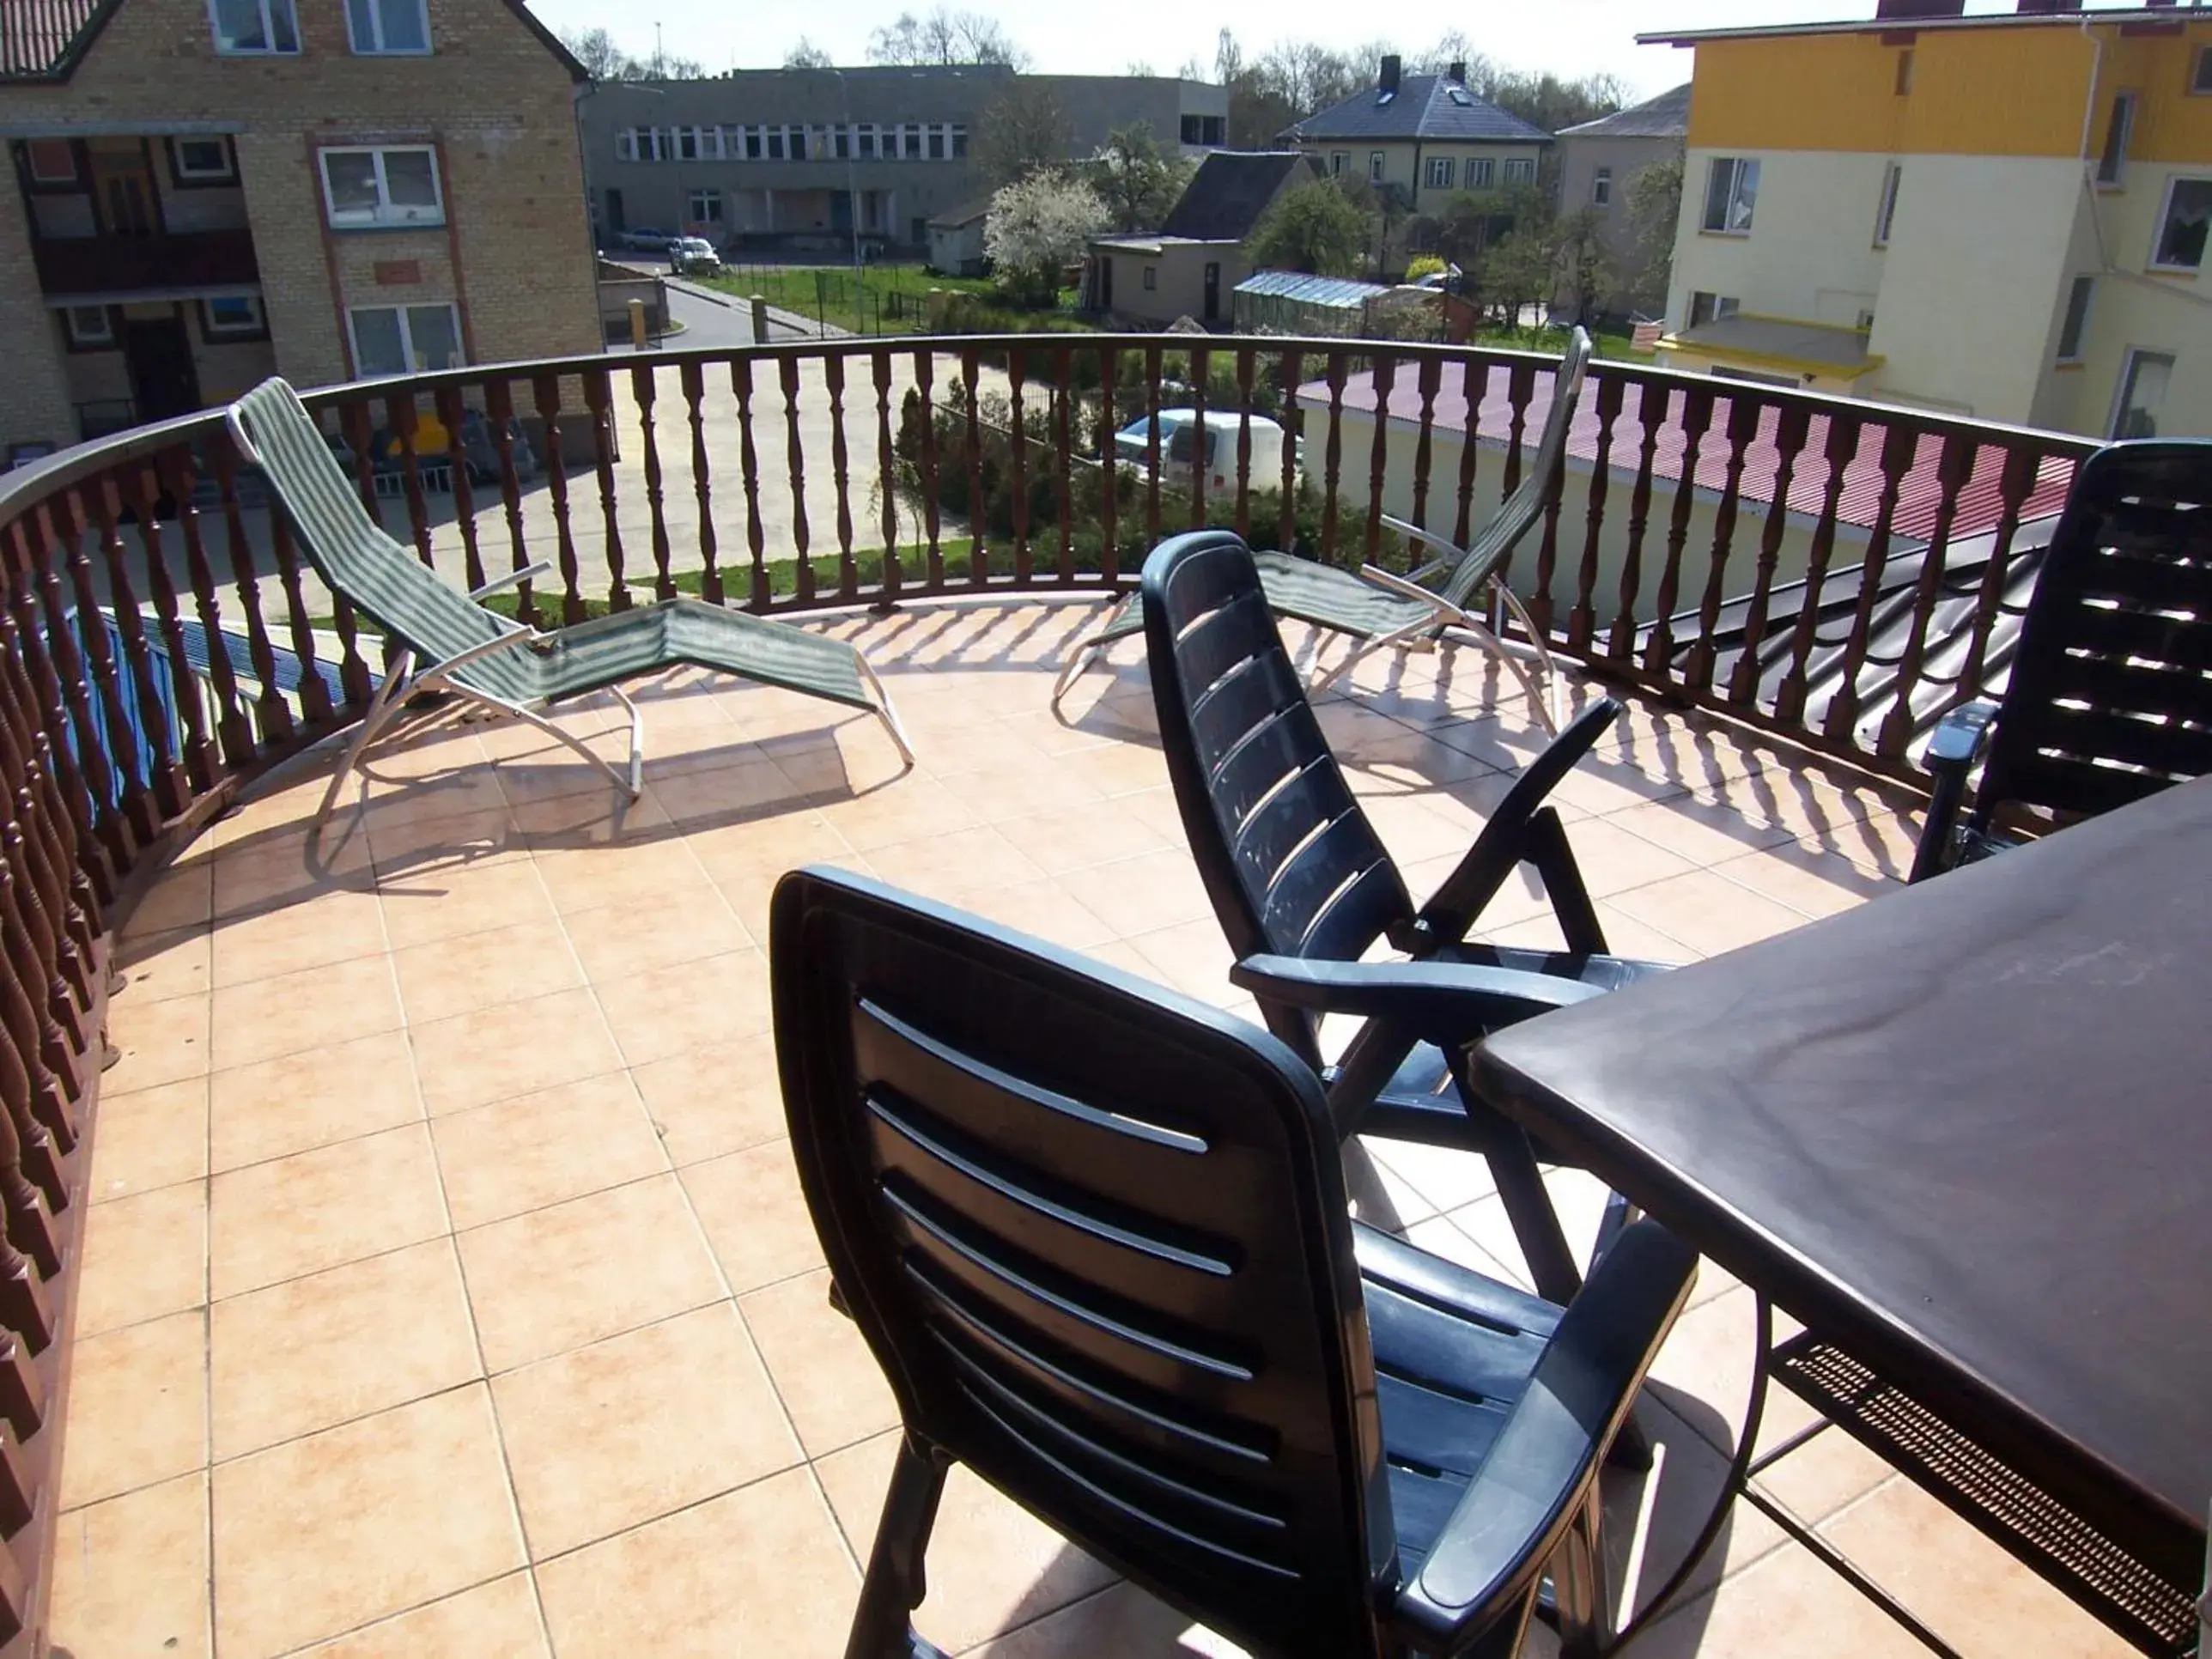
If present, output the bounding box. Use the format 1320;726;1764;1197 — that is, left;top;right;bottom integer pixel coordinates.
227;377;913;824
1050;327;1593;735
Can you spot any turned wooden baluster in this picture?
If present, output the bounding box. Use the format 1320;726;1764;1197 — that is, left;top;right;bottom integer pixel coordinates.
1142;344;1164;548
0;1022;57;1298
0;796;87;1060
1187;344;1209;533
1050;347;1073;583
7;521;115;908
1682;397;1766;693
1500;361;1535;514
531;374;586;623
1364;351;1395;566
962;344;988;587
1568;374;1625;655
629;366;676;601
337;400;385;525
1408;356;1440;539
1641;386;1715;680
39;498;143;863
1531;373;1572;635
1607;380;1672;665
384;393;435;569
822;354;857;600
432;385;487;594
1320;352;1346;565
914;348;945;587
124;464;216;793
677;362;722;605
1095;348;1117;583
1007;349;1031;582
1824;422;1922;743
873;349;903;601
0;1002;64;1218
1774;415;1867;726
730;358;769;611
0;864;76;1149
204;440;297;744
1232;349;1255;543
1451;358;1485;550
0;654;95;986
158;449;255;769
482;380;539;629
581;368;632;612
1877;433;1979;757
88;481;188;820
1277;349;1302;555
1954;447;2045;709
1719;404;1813;708
778;356;815;606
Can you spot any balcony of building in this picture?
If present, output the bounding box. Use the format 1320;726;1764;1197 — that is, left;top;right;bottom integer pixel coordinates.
0;332;2189;1659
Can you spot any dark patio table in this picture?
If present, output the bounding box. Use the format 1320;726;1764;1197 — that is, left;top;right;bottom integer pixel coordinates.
1471;775;2212;1654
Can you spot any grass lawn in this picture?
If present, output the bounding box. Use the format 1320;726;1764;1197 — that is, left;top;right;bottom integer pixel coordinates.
1469;322;1657;364
699;264;995;336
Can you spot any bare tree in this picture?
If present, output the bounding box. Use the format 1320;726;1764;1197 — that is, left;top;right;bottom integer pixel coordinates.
866;8;1024;68
973;82;1072;189
783;37;832;68
561;27;635;80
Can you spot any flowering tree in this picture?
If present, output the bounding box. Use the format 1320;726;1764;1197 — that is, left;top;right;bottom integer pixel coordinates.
984;174;1108;304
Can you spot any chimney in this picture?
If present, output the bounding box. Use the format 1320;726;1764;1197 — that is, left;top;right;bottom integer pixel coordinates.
1446;58;1466;83
1874;0;1965;15
1379;54;1401;96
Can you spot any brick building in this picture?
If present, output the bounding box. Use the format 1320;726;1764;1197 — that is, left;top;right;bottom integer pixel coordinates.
0;0;600;459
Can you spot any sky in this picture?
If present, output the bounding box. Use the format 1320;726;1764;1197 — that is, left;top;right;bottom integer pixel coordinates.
521;0;2153;100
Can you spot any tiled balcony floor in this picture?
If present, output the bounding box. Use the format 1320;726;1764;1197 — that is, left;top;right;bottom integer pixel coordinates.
65;599;2130;1658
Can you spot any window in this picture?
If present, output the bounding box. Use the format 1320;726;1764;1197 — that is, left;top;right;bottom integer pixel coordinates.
2152;177;2211;270
2056;275;2094;362
1468;157;1494;189
1503;157;1534;186
1874;161;1902;247
951;126;968;159
208;0;297;53
1591;165;1612;207
615;130;636;162
1142;265;1156;291
858;125;877;158
1329;150;1346;177
169;137;235;184
688;188;723;224
2196;46;2212;95
1702;155;1759;233
319;146;442;229
1368;151;1383;183
1894;47;1913;97
2110;349;2174;439
903;125;923;160
2097;93;2136;185
745;127;764;160
677;127;700;161
62;306;112;348
344;0;428;53
24;139;76;185
1426;156;1453;189
790;126;807;160
928;126;945;160
200;295;266;339
1687;291;1740;328
349;303;462;376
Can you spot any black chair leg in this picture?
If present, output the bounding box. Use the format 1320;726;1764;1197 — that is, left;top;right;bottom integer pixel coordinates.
1551;1496;1611;1659
846;1433;951;1659
1486;1129;1584;1306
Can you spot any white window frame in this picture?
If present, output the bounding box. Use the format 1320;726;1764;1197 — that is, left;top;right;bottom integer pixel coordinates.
615;130;639;163
200;295;266;338
1503;157;1534;186
2195;45;2212;96
24;139;76;185
63;306;112;347
319;144;445;230
1426;155;1453;189
951;125;968;159
2055;275;2094;364
2096;93;2136;187
687;187;723;224
1468;157;1494;189
2107;347;2175;440
1874;161;1902;247
1368;150;1384;183
1687;290;1740;328
2149;174;2211;271
207;0;298;55
346;302;464;377
172;137;234;182
343;0;429;55
1591;165;1613;206
1702;155;1759;234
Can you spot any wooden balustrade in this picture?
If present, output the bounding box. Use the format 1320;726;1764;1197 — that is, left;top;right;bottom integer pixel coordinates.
0;334;2099;1654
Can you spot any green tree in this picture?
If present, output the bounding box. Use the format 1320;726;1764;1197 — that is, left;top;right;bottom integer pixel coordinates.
1552;207;1612;324
974;83;1073;188
1624;155;1685;316
1085;123;1192;233
1247;179;1367;276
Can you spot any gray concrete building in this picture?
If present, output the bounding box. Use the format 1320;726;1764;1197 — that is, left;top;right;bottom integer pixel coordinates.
1553;82;1689;323
579;67;1226;256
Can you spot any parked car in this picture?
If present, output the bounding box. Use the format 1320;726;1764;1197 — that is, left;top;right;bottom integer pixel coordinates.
620;228;675;253
1111;410;1293;495
667;237;724;277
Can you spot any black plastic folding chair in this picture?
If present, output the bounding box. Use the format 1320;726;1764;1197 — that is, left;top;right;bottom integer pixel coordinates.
770;866;1696;1659
1911;439;2212;882
1141;530;1675;1307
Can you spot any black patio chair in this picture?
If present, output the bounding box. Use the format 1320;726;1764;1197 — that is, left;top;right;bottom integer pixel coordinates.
1911;439;2212;883
1142;530;1676;1307
769;865;1696;1659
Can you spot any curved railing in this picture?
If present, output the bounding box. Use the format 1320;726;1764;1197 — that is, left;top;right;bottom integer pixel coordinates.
0;332;2099;1645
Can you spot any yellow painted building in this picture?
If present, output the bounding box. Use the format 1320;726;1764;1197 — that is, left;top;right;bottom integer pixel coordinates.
1642;6;2212;439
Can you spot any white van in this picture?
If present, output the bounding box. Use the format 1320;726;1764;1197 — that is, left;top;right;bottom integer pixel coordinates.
1112;410;1295;495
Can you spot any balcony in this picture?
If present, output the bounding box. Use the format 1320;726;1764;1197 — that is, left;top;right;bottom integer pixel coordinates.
30;226;259;300
0;336;2159;1659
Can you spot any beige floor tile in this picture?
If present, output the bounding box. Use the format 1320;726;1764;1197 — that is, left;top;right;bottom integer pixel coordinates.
1436;1167;1621;1293
210;836;376;921
1606;792;1801;870
210;954;402;1072
74;1179;206;1337
1559;817;1701;898
1624;1531;1937;1659
964;1582;1235;1657
1126;917;1238;1005
954;878;1120;951
1813;806;1924;884
994;800;1171;878
49;1470;210;1659
377;855;558;951
818;1433;1120;1656
930;757;1102;824
681;1139;824;1295
631;1038;789;1167
125;862;213;935
1601;1398;1790;1623
595;946;770;1067
363;799;532;878
866;824;1048;901
1605;869;1811;959
391;917;583;1023
679;807;858;885
532;839;713;921
741;1267;899;1456
88;1075;207;1202
210;890;387;988
209;1029;422;1173
407;985;625;1116
494;1304;802;1559
115;924;211;1003
104;990;210;1092
534;1466;858;1659
1056;848;1212;939
296;1570;549;1658
647;753;809;824
212;1385;525;1659
458;1173;723;1373
1711;841;1898;920
211;1237;483;1461
561;884;752;981
58;1309;206;1510
210;1124;447;1299
814;774;980;852
432;1072;667;1231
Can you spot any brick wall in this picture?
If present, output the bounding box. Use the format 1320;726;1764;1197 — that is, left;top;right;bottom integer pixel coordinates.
0;0;598;452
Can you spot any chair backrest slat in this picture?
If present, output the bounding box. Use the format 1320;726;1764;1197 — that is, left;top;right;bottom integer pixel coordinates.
773;868;1395;1659
1976;441;2212;832
1437;327;1595;611
1146;532;1414;1063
